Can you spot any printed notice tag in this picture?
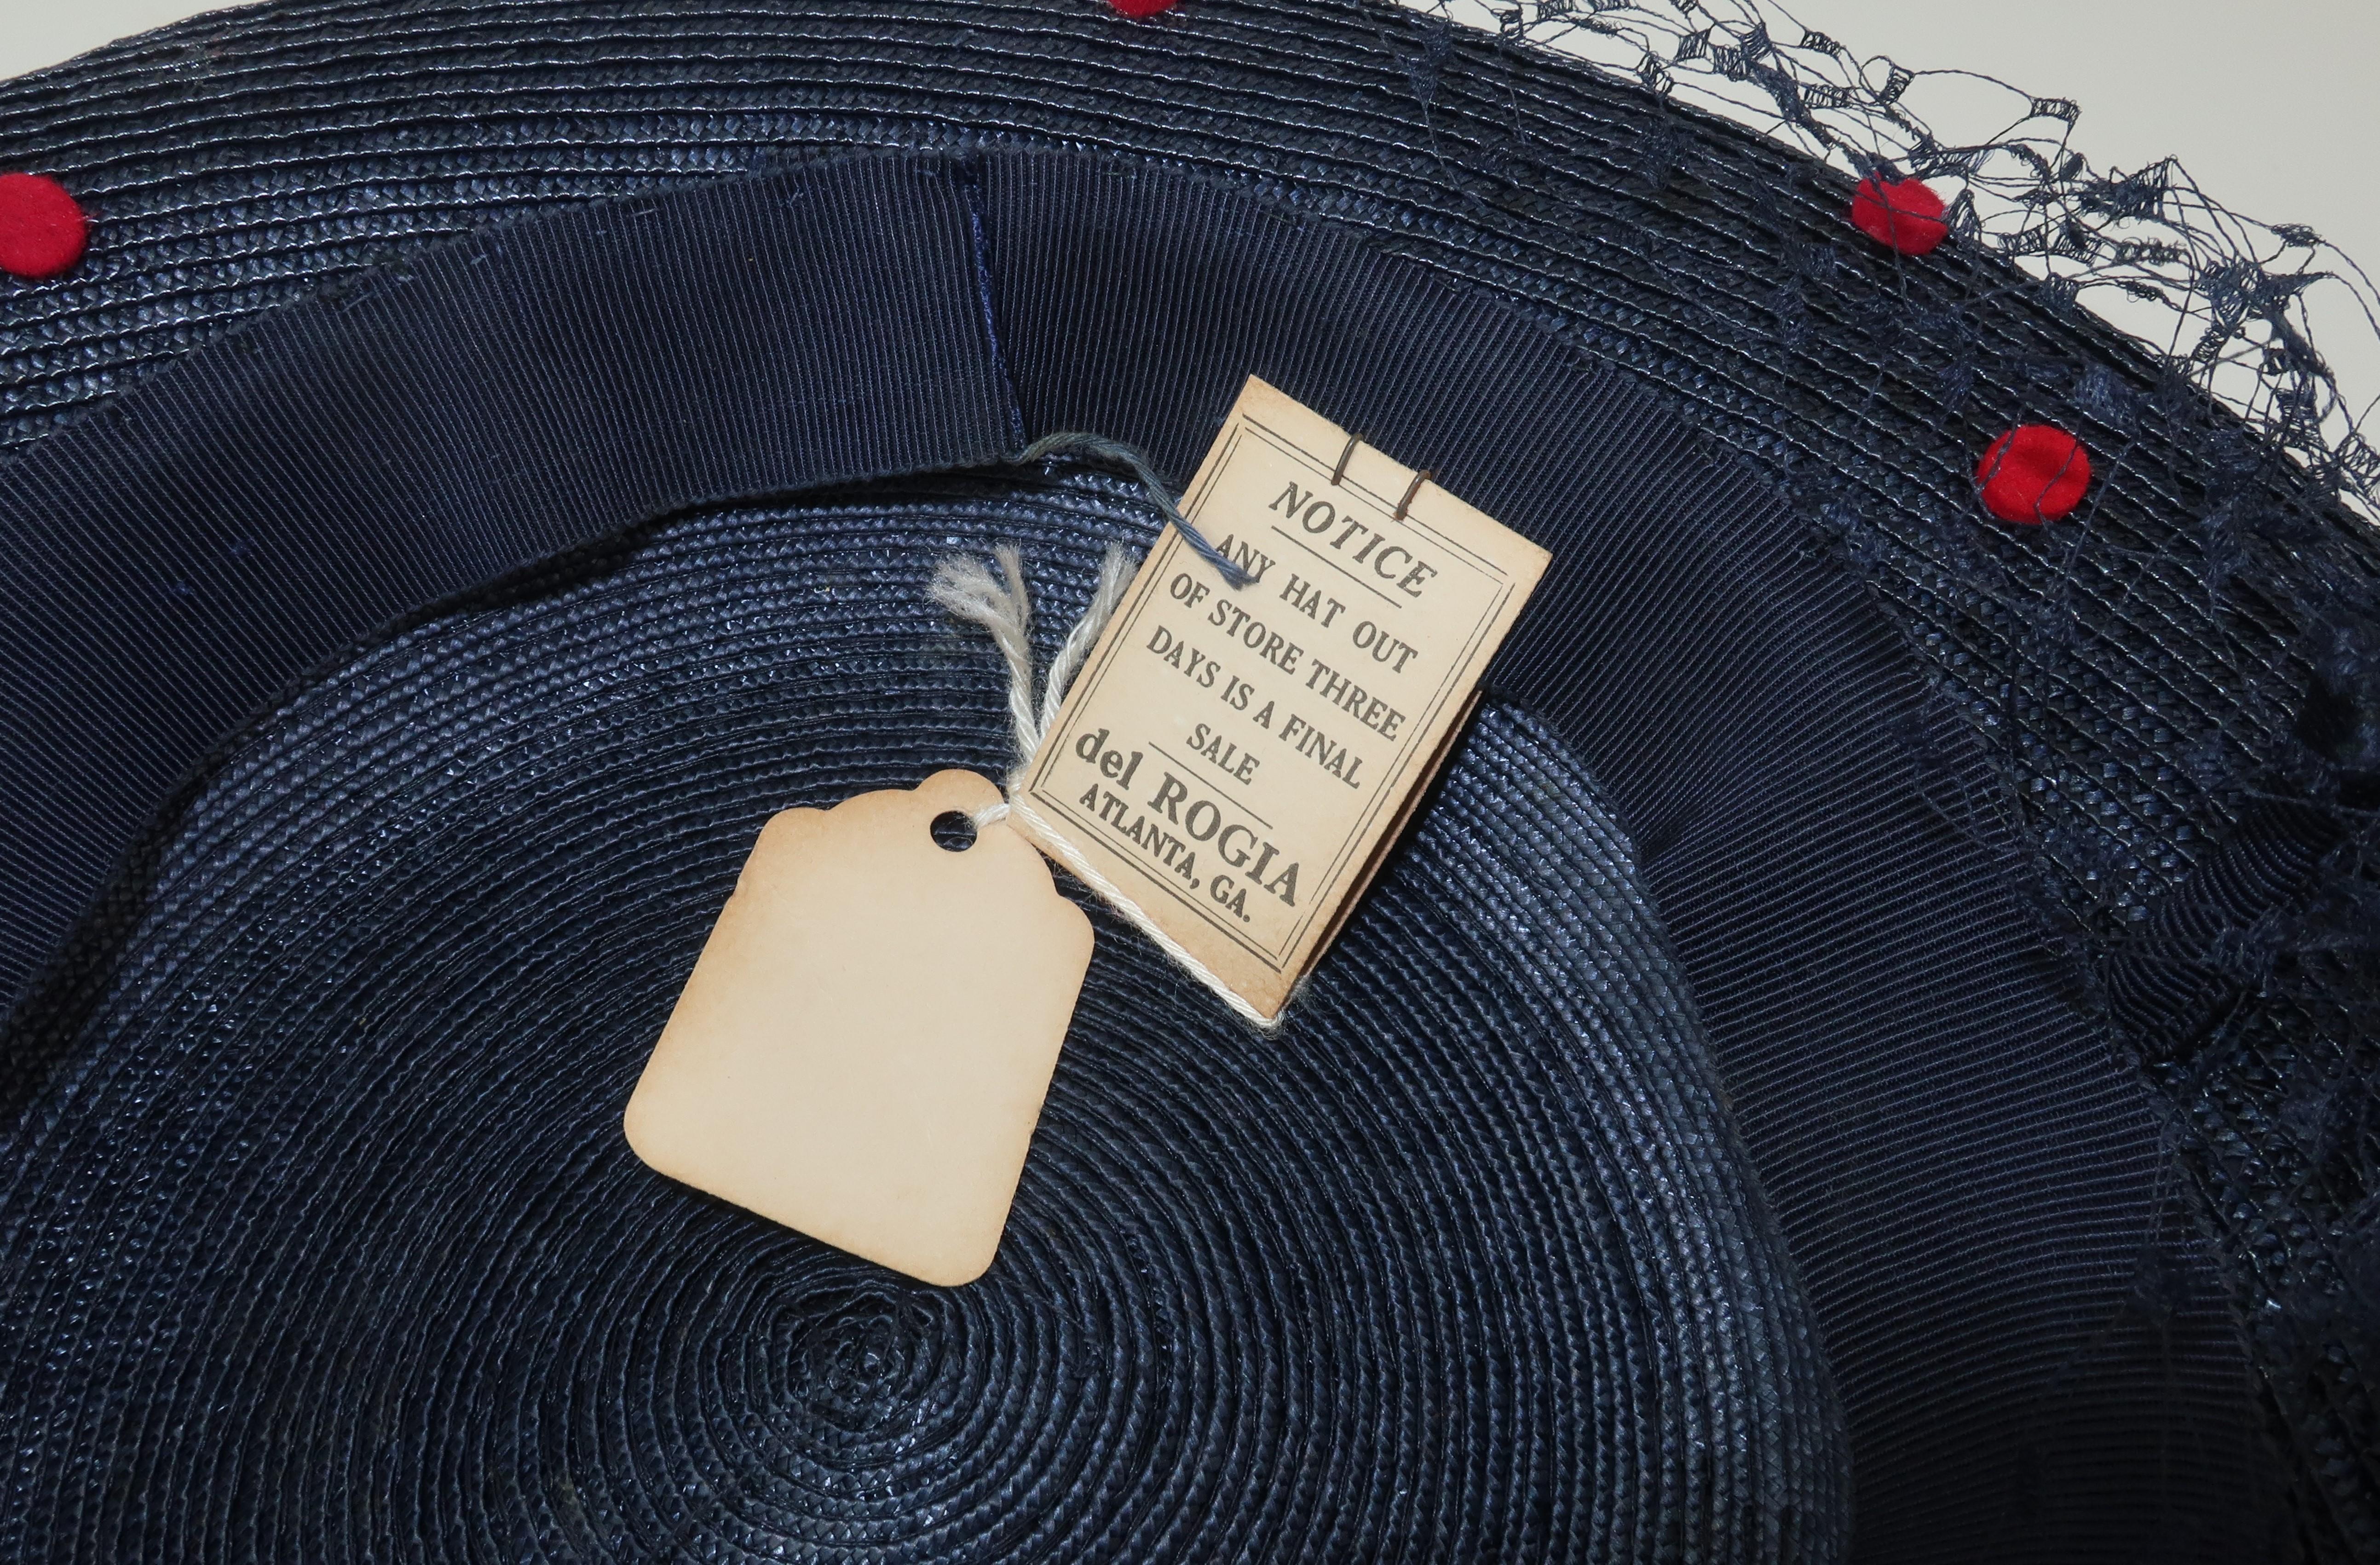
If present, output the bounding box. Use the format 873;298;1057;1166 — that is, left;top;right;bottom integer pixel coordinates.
624;770;1094;1285
1019;377;1549;1021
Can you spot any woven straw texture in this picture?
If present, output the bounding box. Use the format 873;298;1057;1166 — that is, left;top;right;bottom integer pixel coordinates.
0;0;2372;1556
0;475;1844;1561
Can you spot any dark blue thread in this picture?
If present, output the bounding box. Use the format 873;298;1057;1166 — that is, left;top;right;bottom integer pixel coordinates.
1013;431;1255;588
952;158;1027;452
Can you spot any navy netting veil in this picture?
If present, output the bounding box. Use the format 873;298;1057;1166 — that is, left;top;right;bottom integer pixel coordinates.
0;1;2371;1560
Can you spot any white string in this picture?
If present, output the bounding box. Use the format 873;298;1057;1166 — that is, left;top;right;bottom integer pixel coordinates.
929;546;1281;1032
1038;549;1135;742
928;545;1039;765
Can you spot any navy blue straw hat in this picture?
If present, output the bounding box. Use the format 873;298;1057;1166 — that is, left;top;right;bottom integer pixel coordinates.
0;2;2372;1560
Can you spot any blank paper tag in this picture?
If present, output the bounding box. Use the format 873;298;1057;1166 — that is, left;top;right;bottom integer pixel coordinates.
624;770;1094;1285
1016;377;1549;1021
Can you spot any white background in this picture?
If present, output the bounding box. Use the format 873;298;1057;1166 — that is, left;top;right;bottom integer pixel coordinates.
6;0;2376;420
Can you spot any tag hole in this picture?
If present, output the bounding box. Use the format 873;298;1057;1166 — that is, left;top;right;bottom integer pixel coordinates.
929;811;978;852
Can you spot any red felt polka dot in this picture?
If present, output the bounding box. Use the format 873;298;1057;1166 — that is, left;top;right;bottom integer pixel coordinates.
1107;0;1178;14
1848;173;1948;257
0;173;87;280
1977;425;2092;524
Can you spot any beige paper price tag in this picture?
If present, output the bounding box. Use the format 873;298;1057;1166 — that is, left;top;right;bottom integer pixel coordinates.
623;769;1094;1285
1017;378;1549;1021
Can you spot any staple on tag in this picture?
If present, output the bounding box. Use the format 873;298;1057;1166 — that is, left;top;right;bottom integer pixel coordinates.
1330;431;1361;486
1394;468;1433;522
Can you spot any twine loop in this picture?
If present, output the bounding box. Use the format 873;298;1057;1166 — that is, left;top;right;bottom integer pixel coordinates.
930;542;1279;1031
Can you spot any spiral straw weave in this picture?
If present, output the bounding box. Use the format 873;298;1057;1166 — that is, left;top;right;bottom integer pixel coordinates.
0;0;2372;1552
0;473;1846;1561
